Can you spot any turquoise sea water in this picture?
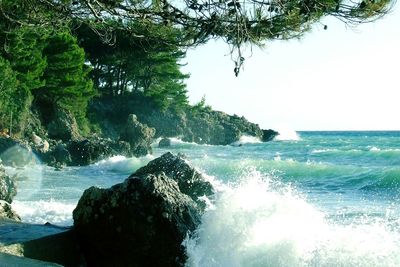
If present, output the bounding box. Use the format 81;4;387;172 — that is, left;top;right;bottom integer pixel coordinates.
5;131;400;266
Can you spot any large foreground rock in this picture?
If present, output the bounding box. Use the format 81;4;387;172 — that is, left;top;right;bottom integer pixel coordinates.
73;173;201;266
73;152;214;266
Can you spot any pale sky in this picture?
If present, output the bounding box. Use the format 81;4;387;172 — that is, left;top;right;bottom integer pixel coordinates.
183;5;400;131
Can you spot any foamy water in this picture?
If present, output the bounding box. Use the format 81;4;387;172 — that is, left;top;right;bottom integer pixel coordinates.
185;172;400;267
2;131;400;266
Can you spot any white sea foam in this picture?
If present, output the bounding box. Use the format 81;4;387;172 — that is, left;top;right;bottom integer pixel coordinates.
12;199;76;226
274;127;300;141
311;148;338;153
184;172;400;267
369;146;381;152
94;155;154;174
232;135;262;146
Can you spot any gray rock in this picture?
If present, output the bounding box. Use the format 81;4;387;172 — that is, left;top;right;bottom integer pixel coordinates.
158;138;171;148
0;166;16;203
133;152;214;207
47;108;80;141
73;173;201;267
67;138;114;166
262;129;279;142
43;143;72;167
119;114;155;157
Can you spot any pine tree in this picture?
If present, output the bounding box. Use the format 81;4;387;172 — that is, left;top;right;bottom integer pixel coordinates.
0;56;19;133
2;26;47;135
38;31;95;133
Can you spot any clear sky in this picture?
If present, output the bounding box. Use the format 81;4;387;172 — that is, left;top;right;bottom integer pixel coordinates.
183;5;400;131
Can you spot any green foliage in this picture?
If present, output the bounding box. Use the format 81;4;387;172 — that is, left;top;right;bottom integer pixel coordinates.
36;31;95;134
77;22;190;111
0;26;48;135
4;27;47;91
0;56;18;132
191;95;212;115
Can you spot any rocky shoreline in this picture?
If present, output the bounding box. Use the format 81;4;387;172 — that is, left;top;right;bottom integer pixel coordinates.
0;152;216;266
0;105;278;265
0;105;278;167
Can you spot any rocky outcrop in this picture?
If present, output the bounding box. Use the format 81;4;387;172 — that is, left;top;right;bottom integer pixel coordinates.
67;138;115;166
47;108;80;142
0;165;19;221
159;138;171;148
89;97;267;146
73;174;202;267
0;166;17;204
41;143;72;167
262;129;279;142
0;200;20;221
119;114;155;157
73;152;214;266
133;152;214;207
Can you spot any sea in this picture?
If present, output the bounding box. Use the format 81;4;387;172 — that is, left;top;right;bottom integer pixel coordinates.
3;130;400;266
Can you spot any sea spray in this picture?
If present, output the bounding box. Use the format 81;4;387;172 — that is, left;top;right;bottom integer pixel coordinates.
274;127;300;141
12;199;76;225
184;171;400;267
232;135;262;146
94;154;154;174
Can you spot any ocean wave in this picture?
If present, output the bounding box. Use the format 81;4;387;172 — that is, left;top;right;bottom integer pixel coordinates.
362;168;400;191
12;199;76;226
94;155;154;174
311;148;340;154
184;174;400;267
231;135;262;146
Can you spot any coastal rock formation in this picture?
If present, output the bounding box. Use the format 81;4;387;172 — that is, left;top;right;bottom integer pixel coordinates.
73;174;201;266
159;137;171;148
42;143;72;167
133;152;214;206
0;166;17;204
0;165;19;221
119;114;155;157
89;97;267;146
47;108;80;142
0;200;20;221
73;152;213;266
262;129;279;142
67;138;115;166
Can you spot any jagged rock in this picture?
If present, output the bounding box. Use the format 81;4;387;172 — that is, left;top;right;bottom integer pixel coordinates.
183;111;262;145
68;138;114;166
158;138;171;148
73;173;202;267
0;165;17;203
43;143;72;167
133;152;214;207
262;129;279;142
47;108;80;142
0;200;20;221
119;114;155;157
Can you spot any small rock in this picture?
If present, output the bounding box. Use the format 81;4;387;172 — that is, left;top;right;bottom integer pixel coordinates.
158;138;171;148
0;200;20;221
